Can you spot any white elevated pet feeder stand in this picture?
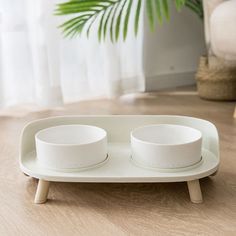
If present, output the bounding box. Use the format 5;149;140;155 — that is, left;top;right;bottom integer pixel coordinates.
20;115;220;204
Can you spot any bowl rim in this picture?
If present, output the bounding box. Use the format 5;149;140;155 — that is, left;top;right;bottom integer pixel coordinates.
131;124;202;146
35;124;107;147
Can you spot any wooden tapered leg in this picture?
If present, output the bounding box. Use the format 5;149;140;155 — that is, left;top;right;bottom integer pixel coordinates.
234;106;236;118
187;179;203;204
34;179;50;204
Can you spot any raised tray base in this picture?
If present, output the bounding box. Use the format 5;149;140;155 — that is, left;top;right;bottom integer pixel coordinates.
20;115;220;204
21;143;218;204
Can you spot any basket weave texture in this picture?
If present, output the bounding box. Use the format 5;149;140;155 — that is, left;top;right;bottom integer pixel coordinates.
196;57;236;101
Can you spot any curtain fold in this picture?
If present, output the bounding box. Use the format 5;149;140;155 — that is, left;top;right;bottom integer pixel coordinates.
0;0;145;107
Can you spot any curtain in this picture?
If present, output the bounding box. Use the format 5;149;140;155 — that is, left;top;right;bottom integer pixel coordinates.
0;0;145;107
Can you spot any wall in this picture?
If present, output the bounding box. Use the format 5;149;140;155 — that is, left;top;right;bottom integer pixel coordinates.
143;3;206;91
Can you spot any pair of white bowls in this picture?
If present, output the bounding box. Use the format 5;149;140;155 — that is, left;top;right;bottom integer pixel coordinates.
35;124;202;171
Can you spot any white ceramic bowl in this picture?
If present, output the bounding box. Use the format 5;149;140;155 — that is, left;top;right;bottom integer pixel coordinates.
35;125;107;171
131;124;202;169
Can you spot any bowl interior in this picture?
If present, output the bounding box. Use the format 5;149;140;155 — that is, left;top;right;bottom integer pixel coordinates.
131;124;201;145
36;125;106;145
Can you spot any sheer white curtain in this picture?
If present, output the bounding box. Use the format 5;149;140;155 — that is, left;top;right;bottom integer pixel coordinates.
0;0;145;107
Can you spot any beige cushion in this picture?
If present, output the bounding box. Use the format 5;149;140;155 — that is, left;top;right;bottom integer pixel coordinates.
210;0;236;60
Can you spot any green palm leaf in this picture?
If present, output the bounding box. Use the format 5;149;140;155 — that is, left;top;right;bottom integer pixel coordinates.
123;0;132;40
155;0;163;24
109;2;120;42
134;0;142;36
175;0;186;11
146;0;155;31
162;0;170;20
103;5;114;39
56;0;203;41
185;0;203;18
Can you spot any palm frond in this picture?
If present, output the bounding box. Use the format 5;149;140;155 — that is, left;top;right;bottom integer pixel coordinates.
56;0;203;41
56;0;119;39
162;0;170;20
109;2;120;42
185;0;203;19
123;0;132;40
175;0;187;11
134;0;142;36
154;0;163;24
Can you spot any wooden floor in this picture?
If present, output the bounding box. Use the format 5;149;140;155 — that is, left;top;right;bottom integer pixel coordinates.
0;89;235;235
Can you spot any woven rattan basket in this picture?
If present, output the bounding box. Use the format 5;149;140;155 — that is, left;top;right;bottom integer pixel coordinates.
196;56;236;101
